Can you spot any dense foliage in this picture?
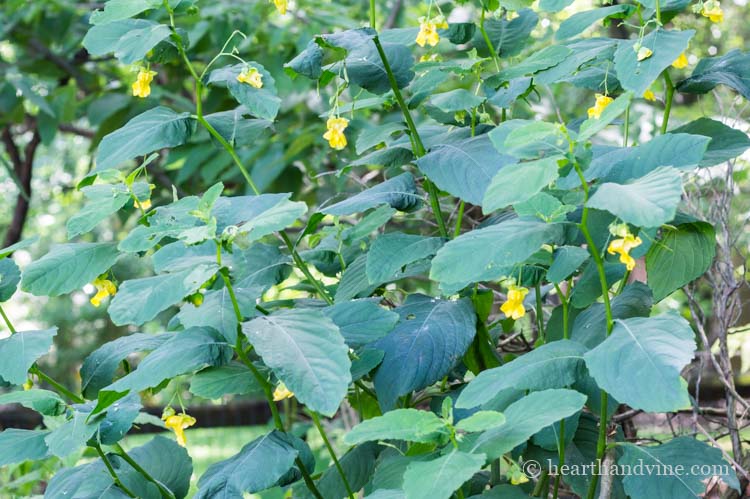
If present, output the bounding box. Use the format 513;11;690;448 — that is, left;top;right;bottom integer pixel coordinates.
1;0;749;497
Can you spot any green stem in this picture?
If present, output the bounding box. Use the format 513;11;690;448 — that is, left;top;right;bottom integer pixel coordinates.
552;419;565;499
115;443;176;499
371;36;449;238
197;114;260;194
369;0;376;29
655;0;662;24
281;232;334;305
453;201;465;238
310;412;355;499
535;282;545;343
0;304;15;333
490;459;501;486
96;444;137;498
661;71;675;135
479;8;501;71
32;367;84;404
623;104;630;147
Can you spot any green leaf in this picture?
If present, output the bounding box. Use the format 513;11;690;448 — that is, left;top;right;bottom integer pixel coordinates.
323;299;399;348
646;222;716;301
344;41;415;94
204;109;273;147
455;411;507;433
81;333;171;399
569;260;625;309
345;408;449;445
190;362;264;399
207;63;281;120
430;89;485;113
431;219;564;294
577;92;632;142
67;182;151;239
514;192;575;223
457;340;587;409
0;258;20;302
547;246;589;283
122;436;193;499
583;315;695;412
195;430;300;498
540;0;574;12
483;157;560;212
89;0;161;25
84;20;170;64
242;309;351;416
417;135;518;205
0;389;65;416
366;232;444;285
45;409;99;458
108;264;219;326
21;243;119;296
497;45;572;81
95;107;195;172
0;237;38;259
285;40;324;79
619;437;740;496
212;193;307;240
107;328;232;393
586;167;682;228
0;328;56;385
556;5;636;40
355;123;406;154
670;117;750;167
677;49;750;100
119;197;202;252
465;389;587;460
373;295;476;410
322;173;423;215
0;429;49;466
403;451;486;499
297;443;380;499
614;28;694;96
472;10;538;59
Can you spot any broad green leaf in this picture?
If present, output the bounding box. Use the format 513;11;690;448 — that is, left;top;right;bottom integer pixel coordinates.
296;443;380;499
569;261;625;309
81;332;171;398
351;348;384;381
0;258;20;301
95;393;142;445
614;29;694;96
403;451;486;499
212;193;307;239
535;38;618;86
532;411;580;451
323;299;399;348
577;92;632;142
497;45;572;81
488;77;533;107
0;389;65;416
204;109;273;147
431;219;564;294
67;182;151;238
152;240;218;273
586;167;682;228
207;63;281;120
242;309;351;416
343;41;414;94
540;0;575;12
0;429;49;466
417;135;518;205
465;389;587;460
366;233;444;285
21;243;119;296
619;437;740;497
119;196;201;252
547;246;589;283
430;89;485;113
108;263;218;326
107;328;232;393
344;409;450;445
455;411;506;433
457;340;587;409
190;362;264;399
195;430;299;498
84;20;170;64
322;173;423;216
121;436;193;499
95;106;195;172
472;10;538;59
89;0;161;25
646;222;716;301
0;328;56;385
285;40;324;79
514;192;575;222
355;122;406;154
556;5;636;40
677;49;750;100
44;460;129;499
83;19;153;55
45;409;99;458
483;157;560;212
0;237;38;259
373;295;476;410
584;315;695;412
670;118;750;167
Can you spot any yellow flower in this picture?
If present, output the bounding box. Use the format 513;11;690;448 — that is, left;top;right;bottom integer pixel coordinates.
90;277;117;307
134;198;152;210
271;0;287;15
607;233;643;271
433;15;449;29
501;285;529;320
636;46;653;61
416;20;440;47
273;383;294;401
237;67;263;88
162;412;196;447
701;0;723;22
672;52;689;69
643;89;656;101
323;116;349;150
587;94;614;119
23;379;33;391
131;69;157;98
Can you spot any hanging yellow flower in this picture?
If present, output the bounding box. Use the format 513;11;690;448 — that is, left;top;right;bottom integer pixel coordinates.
131;68;157;98
273;382;294;401
636;46;653;61
134;198;152;211
162;411;197;447
607;233;643;271
90;277;117;307
643;88;656;101
237;67;263;88
323;116;349;150
672;52;689;69
416;19;440;47
587;94;614;119
700;0;723;22
433;15;449;29
270;0;287;15
500;285;529;320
